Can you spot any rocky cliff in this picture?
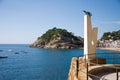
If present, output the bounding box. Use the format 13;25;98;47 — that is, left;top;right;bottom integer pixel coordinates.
30;27;83;49
101;30;120;40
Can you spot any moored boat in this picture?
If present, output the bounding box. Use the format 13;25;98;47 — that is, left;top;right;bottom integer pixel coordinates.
0;50;3;52
21;50;28;53
14;52;19;54
0;56;8;58
8;49;13;52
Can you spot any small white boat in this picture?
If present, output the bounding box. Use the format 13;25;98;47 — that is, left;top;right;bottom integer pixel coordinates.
8;49;13;52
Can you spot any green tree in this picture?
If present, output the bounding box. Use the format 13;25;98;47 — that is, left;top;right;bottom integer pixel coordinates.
38;27;77;41
101;30;120;40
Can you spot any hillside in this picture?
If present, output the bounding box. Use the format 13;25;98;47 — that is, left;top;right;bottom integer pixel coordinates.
30;27;83;49
101;30;120;40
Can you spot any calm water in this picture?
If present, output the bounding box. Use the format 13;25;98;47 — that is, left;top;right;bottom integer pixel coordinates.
0;44;119;80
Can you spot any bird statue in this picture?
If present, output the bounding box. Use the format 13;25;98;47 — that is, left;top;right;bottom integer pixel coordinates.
83;10;92;16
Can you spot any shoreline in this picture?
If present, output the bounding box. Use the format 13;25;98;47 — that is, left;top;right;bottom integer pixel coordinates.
98;47;120;52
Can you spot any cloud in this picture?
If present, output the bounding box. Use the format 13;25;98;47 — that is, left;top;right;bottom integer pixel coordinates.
100;21;120;25
111;21;120;24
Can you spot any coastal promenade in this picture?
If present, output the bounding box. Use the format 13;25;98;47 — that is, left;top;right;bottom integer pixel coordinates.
68;10;120;80
68;57;120;80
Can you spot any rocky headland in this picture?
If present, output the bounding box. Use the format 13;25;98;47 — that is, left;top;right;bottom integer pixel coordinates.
30;27;83;49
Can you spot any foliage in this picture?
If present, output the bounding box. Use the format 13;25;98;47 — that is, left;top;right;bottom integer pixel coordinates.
38;27;78;41
101;30;120;40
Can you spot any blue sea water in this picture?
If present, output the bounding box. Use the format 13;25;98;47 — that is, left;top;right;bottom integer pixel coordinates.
0;44;119;80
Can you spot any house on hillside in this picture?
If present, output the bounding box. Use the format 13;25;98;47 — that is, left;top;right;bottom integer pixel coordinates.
97;40;120;48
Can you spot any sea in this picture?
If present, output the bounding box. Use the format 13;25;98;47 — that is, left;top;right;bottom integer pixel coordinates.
0;44;119;80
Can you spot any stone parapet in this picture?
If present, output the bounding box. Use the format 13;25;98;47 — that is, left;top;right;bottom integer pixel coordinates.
68;57;78;80
68;57;107;80
68;57;91;80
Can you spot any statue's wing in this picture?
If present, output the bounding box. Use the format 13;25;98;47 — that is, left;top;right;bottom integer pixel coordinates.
83;10;92;16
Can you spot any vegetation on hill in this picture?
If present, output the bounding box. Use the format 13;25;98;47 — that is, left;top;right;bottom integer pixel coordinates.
101;30;120;40
38;27;79;41
31;27;83;49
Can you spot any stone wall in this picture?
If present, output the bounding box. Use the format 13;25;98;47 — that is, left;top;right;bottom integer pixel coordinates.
68;57;106;80
68;57;89;80
68;57;78;80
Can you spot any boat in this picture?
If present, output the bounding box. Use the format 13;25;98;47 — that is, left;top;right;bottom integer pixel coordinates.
0;50;3;52
8;49;13;52
21;50;28;53
14;52;19;54
0;56;8;58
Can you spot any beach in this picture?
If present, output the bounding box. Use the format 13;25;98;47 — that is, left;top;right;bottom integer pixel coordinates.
99;48;120;52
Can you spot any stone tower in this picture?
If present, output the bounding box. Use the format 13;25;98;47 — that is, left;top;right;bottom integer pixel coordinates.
83;11;98;59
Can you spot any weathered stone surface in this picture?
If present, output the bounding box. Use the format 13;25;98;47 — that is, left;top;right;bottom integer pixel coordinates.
68;57;106;80
84;14;98;59
68;57;91;80
68;57;78;80
30;34;83;49
30;27;84;49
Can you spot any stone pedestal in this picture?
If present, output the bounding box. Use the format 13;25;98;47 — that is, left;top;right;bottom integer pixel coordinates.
84;15;98;59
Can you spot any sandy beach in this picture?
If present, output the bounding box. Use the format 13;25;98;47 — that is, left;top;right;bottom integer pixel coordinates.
99;48;120;52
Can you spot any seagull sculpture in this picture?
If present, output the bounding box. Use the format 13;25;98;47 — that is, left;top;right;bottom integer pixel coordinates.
83;10;92;16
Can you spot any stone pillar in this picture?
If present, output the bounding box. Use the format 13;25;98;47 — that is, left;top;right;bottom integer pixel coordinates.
84;14;98;59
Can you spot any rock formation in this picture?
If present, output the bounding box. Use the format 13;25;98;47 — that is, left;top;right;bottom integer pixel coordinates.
30;27;83;49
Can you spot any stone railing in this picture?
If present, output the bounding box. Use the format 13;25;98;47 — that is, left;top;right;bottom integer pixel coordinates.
68;57;106;80
68;57;78;80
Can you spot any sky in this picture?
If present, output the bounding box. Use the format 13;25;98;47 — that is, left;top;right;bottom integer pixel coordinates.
0;0;120;44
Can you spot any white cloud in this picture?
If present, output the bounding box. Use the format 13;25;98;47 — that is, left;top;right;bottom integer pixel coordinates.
111;21;120;24
100;21;120;25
